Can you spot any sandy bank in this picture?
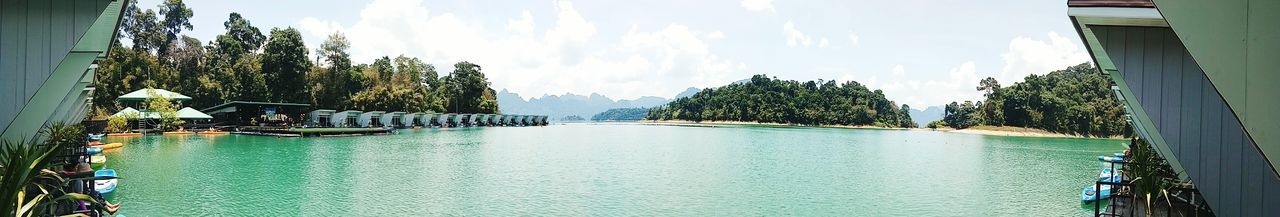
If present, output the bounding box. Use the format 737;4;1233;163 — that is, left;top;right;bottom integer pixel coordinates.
640;120;909;130
950;125;1123;139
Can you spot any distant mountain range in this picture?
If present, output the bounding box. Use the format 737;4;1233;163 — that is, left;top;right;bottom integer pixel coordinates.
909;106;944;127
497;87;701;121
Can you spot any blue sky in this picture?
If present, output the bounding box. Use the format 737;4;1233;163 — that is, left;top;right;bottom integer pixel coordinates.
135;0;1089;108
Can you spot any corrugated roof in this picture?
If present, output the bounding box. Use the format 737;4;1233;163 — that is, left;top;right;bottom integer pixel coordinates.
1067;0;1155;7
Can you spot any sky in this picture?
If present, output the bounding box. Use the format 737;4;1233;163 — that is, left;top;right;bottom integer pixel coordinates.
135;0;1090;109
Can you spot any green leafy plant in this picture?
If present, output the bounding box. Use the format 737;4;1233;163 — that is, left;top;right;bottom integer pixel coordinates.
146;89;184;131
106;115;129;133
1;123;105;216
1125;138;1183;216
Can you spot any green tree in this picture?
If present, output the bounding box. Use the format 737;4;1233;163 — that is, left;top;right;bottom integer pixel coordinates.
146;89;184;130
262;27;313;103
214;12;265;61
310;32;358;109
647;74;913;127
122;6;164;52
156;0;193;55
941;63;1129;137
442;62;499;114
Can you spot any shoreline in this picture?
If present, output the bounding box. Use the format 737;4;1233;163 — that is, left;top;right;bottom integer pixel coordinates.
639;120;911;130
639;120;1119;139
948;125;1124;139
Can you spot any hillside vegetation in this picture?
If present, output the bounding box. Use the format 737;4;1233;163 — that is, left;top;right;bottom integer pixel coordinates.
940;63;1129;137
647;75;916;128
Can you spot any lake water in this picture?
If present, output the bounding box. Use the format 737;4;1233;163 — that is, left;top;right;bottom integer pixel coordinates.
102;123;1124;216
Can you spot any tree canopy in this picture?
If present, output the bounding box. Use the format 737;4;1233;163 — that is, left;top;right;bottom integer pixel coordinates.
91;1;500;120
591;108;649;121
941;63;1130;137
647;74;916;128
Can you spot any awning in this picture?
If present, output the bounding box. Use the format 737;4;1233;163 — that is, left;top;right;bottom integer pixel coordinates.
111;107;142;118
116;88;193;101
176;107;213;119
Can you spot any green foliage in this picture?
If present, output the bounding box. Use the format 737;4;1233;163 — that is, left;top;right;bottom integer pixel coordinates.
106;115;129;133
943;101;980;129
122;3;165;52
1125;138;1185;215
156;0;193;55
310;33;359;110
647;74;914;128
592;108;649;121
216;12;265;60
442;62;500;114
94;5;498;118
262;27;313;103
941;63;1129;137
925;120;945;129
562;115;586;121
147;89;184;130
1;123;105;216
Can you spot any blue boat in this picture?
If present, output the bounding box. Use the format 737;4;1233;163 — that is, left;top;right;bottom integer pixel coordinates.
1082;184;1113;203
1098;155;1125;163
1113;152;1126;158
94;169;118;194
1098;168;1123;182
87;146;103;155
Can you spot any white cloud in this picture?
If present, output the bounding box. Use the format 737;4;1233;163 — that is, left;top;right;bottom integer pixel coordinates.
848;31;860;47
297;0;744;100
740;0;775;13
506;10;536;35
819;37;830;48
997;31;1090;85
846;62;982;109
782;21;812;48
706;31;725;39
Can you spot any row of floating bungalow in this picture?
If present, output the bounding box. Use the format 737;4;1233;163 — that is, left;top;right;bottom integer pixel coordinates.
307;110;548;128
195;101;549;137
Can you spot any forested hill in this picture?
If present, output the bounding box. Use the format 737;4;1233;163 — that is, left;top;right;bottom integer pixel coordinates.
591;108;649;121
647;74;917;128
939;63;1130;137
91;1;500;117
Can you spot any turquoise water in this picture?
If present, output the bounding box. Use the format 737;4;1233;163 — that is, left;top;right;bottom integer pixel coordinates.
102;123;1124;216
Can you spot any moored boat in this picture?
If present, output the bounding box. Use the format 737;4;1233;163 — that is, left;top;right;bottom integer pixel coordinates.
106;132;143;137
87;146;103;155
197;130;230;135
94;169;118;194
163;131;195;135
1081;184;1112;203
1098;168;1123;182
1098;155;1124;163
90;155;106;165
100;143;124;150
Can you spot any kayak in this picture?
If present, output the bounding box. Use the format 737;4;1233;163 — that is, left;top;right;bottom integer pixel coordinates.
1099;156;1125;163
1113;152;1126;158
88;134;104;141
106;133;143;137
1098;168;1123;182
94;169;118;194
1082;184;1113;203
90;155;106;164
87;147;103;155
100;142;122;149
89;142;104;146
